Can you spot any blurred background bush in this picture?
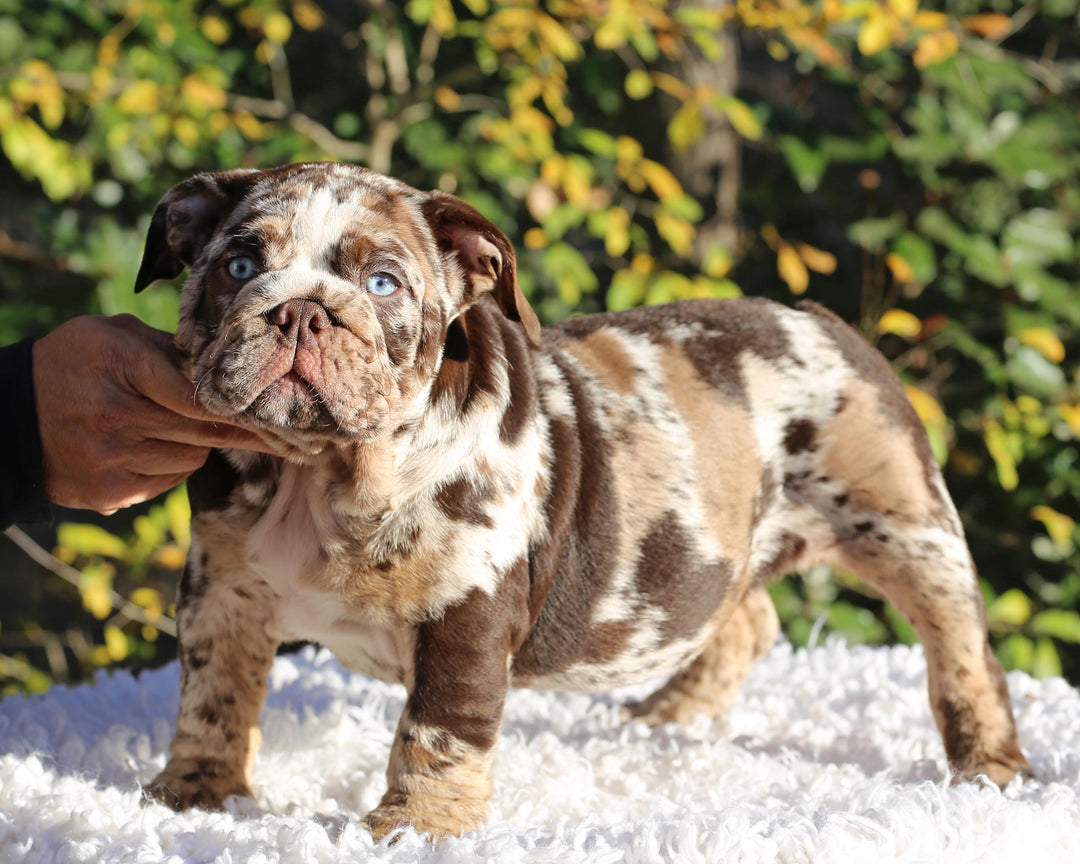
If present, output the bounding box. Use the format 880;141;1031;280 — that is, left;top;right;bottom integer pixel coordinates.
2;0;1078;694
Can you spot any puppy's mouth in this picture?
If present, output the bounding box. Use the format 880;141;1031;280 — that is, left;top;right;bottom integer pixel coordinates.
195;297;392;442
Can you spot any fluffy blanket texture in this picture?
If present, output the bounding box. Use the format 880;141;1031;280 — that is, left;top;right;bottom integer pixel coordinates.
0;640;1078;863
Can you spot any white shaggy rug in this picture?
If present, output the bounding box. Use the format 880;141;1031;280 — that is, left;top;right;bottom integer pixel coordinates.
1;640;1078;863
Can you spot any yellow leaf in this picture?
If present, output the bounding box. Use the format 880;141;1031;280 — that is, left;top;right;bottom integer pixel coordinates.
703;247;732;279
1019;327;1065;363
98;35;121;67
233;110;265;141
523;227;548;249
878;309;922;338
173;116;200;147
655;211;695;257
796;242;836;274
104;626;129;662
715;95;763;141
650;72;693;101
81;577;113;620
624;69;653;100
1058;404;1080;437
987;589;1032;627
200;15;230;44
130;587;163;610
886;252;915;283
1031;506;1076;552
905;386;946;425
57;523;127;559
151;544;186;571
858;9;892;57
914;30;959;69
887;0;917;21
984;418;1019;491
668;101;706;151
787;27;847;68
777;245;809;294
962;13;1012;39
535;12;582;61
639;159;682;201
614;135;643;166
263;11;293;44
181;75;227;110
117;80;161;114
292;0;326;31
604;207;631;257
1016;395;1042;416
434;86;461;111
630;253;654;275
913;11;949;30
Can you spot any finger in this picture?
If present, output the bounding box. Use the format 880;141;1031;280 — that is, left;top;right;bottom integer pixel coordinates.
99;470;197;514
140;413;281;454
123;440;213;476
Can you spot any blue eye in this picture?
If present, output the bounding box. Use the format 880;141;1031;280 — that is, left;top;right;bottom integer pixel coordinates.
228;256;259;280
366;272;400;297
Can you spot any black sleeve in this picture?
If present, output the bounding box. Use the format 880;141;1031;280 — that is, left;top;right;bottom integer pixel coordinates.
0;338;51;527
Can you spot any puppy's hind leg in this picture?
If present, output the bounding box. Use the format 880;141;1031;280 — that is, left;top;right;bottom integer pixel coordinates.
826;514;1031;786
626;585;778;725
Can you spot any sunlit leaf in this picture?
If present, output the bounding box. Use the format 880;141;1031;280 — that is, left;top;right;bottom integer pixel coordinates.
796;242;836;274
104;626;129;662
879;309;922;338
987;588;1033;627
962;14;1012;39
914;30;959;69
1031;505;1076;552
667;101;706;151
857;10;892;57
984;419;1019;491
714;95;763;141
905;386;946;425
777;245;809;295
1018;328;1066;364
57;523;127;560
1031;610;1080;644
624;69;653;99
1032;638;1062;678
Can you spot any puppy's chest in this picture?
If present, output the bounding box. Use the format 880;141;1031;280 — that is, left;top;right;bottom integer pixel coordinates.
238;460;524;682
238;465;416;681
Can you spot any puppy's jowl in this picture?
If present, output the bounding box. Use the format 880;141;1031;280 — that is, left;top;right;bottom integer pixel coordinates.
137;162;1029;838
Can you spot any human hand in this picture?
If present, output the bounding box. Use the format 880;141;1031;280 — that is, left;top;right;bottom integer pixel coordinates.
33;314;276;514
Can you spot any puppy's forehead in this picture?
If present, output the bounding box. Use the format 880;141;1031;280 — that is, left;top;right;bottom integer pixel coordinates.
222;164;428;263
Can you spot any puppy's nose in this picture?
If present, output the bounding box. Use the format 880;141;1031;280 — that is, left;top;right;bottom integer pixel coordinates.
269;299;331;341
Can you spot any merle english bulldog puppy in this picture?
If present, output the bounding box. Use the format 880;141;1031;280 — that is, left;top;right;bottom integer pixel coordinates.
136;162;1029;839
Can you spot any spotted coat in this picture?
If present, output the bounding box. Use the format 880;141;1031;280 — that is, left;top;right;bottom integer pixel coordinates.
136;163;1029;839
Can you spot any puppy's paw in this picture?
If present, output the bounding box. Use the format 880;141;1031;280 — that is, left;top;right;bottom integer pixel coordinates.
362;795;485;843
954;744;1034;788
146;759;252;811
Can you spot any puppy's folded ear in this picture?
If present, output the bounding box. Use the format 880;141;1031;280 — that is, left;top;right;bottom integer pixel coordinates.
422;191;541;346
135;169;260;293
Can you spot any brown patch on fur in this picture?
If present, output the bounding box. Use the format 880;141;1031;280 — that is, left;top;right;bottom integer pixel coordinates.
435;476;496;528
367;574;531;838
660;343;760;560
821;378;933;521
562;328;639;395
634;512;732;641
628;586;778;724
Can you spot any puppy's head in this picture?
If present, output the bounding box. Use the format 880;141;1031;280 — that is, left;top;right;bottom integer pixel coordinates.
136;162;540;453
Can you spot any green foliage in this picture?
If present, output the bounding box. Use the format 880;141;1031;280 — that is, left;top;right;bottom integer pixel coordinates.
1;0;1078;690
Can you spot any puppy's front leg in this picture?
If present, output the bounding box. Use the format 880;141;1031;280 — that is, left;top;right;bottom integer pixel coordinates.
148;533;280;810
364;587;521;841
